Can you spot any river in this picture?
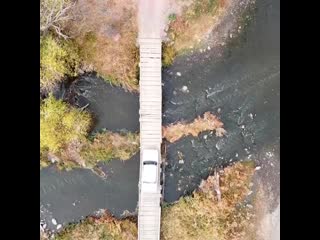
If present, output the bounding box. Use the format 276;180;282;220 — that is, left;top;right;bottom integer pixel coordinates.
40;0;280;232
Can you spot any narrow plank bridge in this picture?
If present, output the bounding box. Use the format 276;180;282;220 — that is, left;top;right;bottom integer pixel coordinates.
137;0;164;239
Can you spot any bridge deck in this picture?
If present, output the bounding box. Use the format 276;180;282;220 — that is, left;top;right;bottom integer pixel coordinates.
138;37;162;240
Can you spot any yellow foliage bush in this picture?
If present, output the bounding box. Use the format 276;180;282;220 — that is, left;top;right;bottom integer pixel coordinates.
40;35;81;89
40;95;92;154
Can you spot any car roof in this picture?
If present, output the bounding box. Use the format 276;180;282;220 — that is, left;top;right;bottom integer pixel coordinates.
142;164;157;183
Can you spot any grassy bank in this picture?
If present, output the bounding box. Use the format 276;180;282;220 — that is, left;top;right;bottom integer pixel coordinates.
64;0;139;91
52;211;137;240
161;161;256;240
40;96;139;170
163;0;227;66
79;131;139;168
50;162;256;239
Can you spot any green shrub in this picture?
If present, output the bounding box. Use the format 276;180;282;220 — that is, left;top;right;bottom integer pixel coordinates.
168;13;177;21
40;95;92;154
162;44;177;67
40;35;81;89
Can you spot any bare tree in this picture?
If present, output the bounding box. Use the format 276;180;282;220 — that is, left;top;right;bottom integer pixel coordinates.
40;0;75;38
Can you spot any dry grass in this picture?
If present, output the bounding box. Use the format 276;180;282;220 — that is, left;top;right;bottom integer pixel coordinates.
161;161;256;240
171;0;226;51
65;0;139;91
163;0;228;65
55;211;137;240
163;111;226;143
40;231;50;240
80;131;140;167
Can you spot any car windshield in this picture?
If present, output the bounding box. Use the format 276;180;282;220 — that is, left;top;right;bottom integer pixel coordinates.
142;150;158;162
143;161;157;165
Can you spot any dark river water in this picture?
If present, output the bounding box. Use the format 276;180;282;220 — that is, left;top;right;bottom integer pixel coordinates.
40;0;280;231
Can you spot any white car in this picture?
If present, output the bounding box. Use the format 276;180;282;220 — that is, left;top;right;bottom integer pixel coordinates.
141;149;159;193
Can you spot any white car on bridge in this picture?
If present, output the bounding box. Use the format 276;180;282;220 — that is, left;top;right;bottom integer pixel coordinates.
141;149;159;193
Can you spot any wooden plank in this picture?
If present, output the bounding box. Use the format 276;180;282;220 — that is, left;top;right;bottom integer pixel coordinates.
139;64;162;68
140;59;161;64
139;41;161;46
140;93;161;97
139;109;161;113
140;134;162;138
140;112;161;116
140;46;161;51
140;81;162;85
140;52;162;58
140;89;162;94
140;49;161;55
141;101;162;108
140;94;161;97
140;73;161;77
141;136;161;140
139;47;162;54
141;133;161;136
140;69;161;73
139;38;162;44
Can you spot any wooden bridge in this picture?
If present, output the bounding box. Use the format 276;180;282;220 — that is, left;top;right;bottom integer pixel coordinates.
138;37;162;240
137;0;164;239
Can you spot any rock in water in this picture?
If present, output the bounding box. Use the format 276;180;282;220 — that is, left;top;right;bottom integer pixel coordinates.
52;218;57;225
181;86;188;93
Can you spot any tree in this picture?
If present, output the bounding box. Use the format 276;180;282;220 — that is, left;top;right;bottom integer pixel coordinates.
40;0;74;38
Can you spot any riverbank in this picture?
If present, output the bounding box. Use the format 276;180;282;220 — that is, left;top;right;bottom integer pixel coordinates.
41;162;257;239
